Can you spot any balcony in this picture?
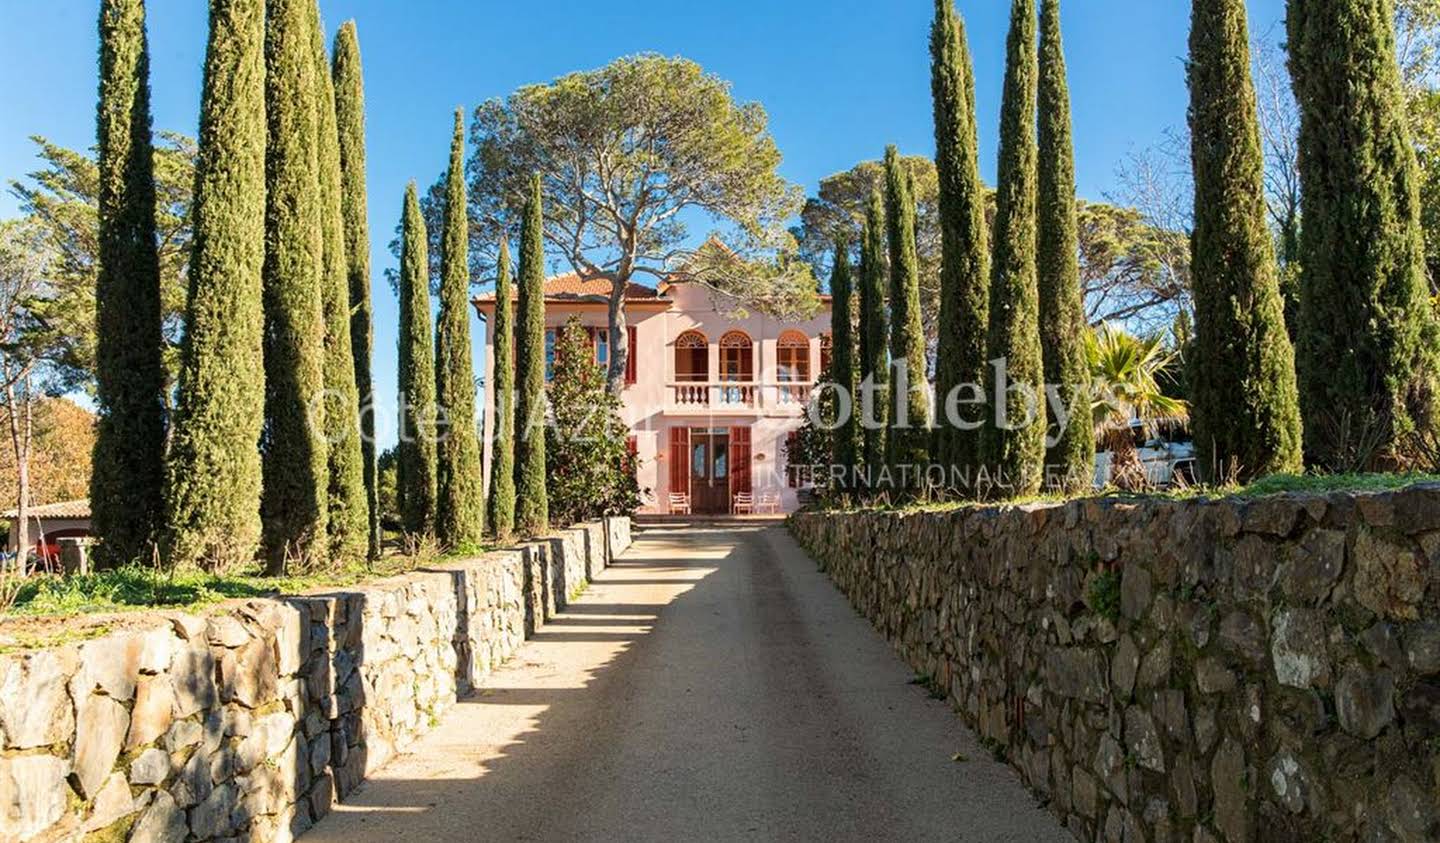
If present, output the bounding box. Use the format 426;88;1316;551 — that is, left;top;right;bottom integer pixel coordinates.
666;381;813;414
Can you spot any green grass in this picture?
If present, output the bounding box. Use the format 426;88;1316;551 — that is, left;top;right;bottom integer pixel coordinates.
849;471;1440;515
5;545;484;619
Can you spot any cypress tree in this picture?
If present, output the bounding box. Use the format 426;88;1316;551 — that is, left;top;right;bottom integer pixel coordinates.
884;148;930;481
487;239;517;540
983;0;1045;499
930;0;990;481
94;0;166;565
1289;0;1440;468
261;0;328;572
397;183;437;537
857;192;889;487
1036;0;1094;491
828;239;858;487
434;110;484;549
310;3;367;563
1188;0;1303;482
514;174;550;535
332;21;379;558
164;0;266;570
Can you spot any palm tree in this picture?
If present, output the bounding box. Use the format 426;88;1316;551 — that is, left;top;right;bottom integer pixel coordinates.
1085;323;1188;490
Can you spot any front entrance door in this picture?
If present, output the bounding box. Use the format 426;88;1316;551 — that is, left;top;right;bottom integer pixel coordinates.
689;428;731;514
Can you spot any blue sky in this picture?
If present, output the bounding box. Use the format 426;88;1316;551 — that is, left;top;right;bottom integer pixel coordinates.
0;0;1289;447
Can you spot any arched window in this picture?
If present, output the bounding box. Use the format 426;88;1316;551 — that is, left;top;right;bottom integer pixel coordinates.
675;330;708;382
719;331;754;382
777;330;811;383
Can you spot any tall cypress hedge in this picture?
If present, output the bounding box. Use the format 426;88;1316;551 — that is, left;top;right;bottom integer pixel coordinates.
1188;0;1303;482
261;0;328;572
858;192;889;486
310;3;367;563
930;0;990;480
828;239;858;486
487;239;517;540
1036;0;1094;491
514;174;550;536
94;0;166;565
983;0;1045;499
397;183;437;537
434;109;484;549
332;21;379;559
884;148;930;481
1289;0;1440;468
164;0;266;570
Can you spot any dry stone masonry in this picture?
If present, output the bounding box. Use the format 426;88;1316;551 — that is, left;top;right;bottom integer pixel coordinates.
0;518;631;843
790;487;1440;842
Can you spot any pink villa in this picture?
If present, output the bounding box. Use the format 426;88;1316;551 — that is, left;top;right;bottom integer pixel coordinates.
474;271;831;516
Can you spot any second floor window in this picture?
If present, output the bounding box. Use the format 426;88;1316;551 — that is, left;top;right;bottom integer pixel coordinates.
720;331;753;382
777;331;811;383
592;328;609;367
675;330;708;382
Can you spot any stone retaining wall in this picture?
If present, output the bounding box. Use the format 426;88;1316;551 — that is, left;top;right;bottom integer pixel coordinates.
790;489;1440;842
0;517;633;843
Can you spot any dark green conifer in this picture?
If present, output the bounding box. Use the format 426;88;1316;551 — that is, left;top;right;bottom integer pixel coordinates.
930;0;990;480
261;0;328;572
94;0;166;565
1037;0;1094;491
487;239;517;540
1289;0;1440;467
310;3;366;563
332;21;379;558
884;148;930;481
857;192;889;486
397;183;437;537
514;174;550;535
434;110;484;549
1188;0;1303;481
828;240;858;487
982;0;1045;499
164;0;266;570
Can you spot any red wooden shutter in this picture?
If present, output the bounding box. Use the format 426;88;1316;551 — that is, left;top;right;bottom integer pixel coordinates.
730;426;752;498
586;327;597;362
625;326;638;385
625;435;638;471
669;427;690;497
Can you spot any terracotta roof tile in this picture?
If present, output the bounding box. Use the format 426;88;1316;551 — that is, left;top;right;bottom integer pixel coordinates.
3;499;90;519
475;271;663;303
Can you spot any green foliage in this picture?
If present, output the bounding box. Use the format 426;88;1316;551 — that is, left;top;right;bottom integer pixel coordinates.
310;2;367;564
1089;569;1120;623
931;0;990;477
858;192;889;482
514;174;550;536
1187;0;1303;483
1289;0;1440;469
164;0;266;571
434;110;484;549
9;135;193;394
93;0;166;566
884;147;930;480
1036;0;1094;493
467;54;813;391
396;183;437;537
828;241;858;483
261;0;329;573
487;239;517;540
333;21;379;559
982;0;1046;499
545;318;640;524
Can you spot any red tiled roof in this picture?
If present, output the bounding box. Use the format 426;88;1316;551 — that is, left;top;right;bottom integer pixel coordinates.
3;499;90;520
474;271;664;304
